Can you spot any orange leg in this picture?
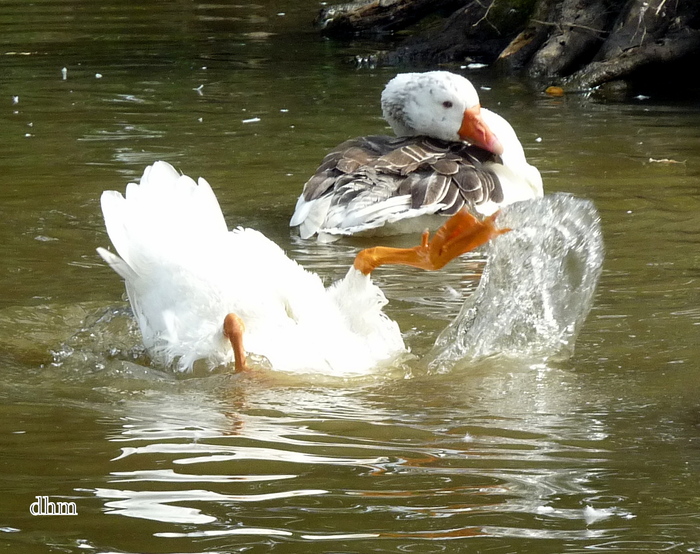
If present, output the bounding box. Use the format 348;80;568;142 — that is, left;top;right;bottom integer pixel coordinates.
223;313;250;372
353;209;510;275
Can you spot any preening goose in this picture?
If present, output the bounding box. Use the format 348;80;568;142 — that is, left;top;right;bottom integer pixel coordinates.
97;162;508;376
290;71;542;241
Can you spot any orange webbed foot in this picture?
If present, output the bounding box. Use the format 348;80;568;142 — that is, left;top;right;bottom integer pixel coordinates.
353;209;510;275
426;210;511;270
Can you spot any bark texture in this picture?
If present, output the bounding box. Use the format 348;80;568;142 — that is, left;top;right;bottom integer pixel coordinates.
316;0;700;92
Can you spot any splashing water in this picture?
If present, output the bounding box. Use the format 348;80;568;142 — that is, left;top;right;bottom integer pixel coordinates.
49;194;602;379
426;194;604;371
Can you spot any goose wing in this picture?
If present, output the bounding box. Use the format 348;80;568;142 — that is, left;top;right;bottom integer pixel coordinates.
291;136;504;238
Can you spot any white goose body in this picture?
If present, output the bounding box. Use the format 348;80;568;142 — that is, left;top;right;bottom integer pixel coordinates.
98;162;404;375
290;71;543;241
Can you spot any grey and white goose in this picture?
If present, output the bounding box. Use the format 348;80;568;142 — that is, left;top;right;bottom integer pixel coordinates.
290;71;543;241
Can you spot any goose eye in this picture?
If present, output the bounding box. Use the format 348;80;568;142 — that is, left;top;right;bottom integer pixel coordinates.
442;101;453;108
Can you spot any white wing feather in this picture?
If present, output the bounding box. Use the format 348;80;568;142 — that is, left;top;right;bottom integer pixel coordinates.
98;161;406;374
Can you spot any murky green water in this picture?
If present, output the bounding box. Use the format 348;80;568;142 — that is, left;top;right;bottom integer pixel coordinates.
2;1;699;552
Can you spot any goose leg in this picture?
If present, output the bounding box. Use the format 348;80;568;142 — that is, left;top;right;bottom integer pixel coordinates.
353;209;510;275
223;313;250;372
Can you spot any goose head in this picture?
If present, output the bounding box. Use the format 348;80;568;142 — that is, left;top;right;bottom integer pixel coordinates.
381;71;503;155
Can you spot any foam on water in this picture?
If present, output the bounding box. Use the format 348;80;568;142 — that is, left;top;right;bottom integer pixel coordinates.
426;194;604;370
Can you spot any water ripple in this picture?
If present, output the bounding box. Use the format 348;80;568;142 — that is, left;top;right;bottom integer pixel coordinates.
92;487;328;524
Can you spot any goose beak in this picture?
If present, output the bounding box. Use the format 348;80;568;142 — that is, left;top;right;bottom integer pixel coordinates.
458;105;503;155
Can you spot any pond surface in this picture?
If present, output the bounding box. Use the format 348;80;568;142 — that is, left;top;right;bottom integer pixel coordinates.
1;1;699;552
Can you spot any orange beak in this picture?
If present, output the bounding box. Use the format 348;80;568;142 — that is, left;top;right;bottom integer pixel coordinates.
458;105;503;155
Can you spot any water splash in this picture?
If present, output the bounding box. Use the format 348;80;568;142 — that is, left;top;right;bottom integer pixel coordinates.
426;194;604;370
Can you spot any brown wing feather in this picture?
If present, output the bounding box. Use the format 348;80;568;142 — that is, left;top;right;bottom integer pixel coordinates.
298;134;505;225
411;172;451;208
374;143;441;175
430;158;460;175
451;165;504;206
438;185;464;215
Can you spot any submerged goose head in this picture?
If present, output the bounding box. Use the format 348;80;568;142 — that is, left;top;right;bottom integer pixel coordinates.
381;70;503;155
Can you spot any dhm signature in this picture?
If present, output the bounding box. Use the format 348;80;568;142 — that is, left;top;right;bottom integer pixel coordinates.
30;496;77;516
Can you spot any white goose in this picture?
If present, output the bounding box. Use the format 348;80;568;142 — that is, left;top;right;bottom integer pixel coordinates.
98;161;508;376
290;71;542;241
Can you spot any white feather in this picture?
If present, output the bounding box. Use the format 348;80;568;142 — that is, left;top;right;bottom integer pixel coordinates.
99;161;406;375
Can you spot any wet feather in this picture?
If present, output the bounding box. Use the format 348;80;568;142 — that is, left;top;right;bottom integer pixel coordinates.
295;135;505;238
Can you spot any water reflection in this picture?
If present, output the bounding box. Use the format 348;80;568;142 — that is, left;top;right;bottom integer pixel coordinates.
94;487;327;525
78;364;628;547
